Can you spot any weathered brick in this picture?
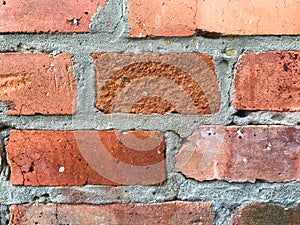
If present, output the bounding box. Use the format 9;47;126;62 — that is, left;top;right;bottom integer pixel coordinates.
232;204;300;225
10;202;215;225
92;53;220;114
0;53;76;115
0;0;106;33
128;0;300;37
233;51;300;111
175;126;300;182
6;130;166;186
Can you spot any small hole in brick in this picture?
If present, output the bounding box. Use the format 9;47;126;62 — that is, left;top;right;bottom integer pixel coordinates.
84;11;88;15
235;110;251;118
2;1;6;5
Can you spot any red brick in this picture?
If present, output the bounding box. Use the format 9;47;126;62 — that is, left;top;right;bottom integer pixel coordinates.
10;202;215;225
0;53;76;115
0;0;106;33
232;204;300;225
175;126;300;183
128;0;300;37
6;130;166;186
233;51;300;111
92;53;220;114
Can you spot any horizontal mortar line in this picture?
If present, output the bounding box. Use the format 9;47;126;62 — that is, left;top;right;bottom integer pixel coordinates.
0;182;299;205
0;45;299;56
1;117;216;129
0;36;299;52
1;119;300;131
0;33;300;39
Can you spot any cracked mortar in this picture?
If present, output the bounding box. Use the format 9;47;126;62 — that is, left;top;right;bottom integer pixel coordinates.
0;0;299;224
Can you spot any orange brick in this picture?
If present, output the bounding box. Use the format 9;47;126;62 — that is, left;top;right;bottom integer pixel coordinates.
176;126;300;183
0;0;106;33
233;51;300;111
128;0;300;37
10;202;215;225
6;130;166;186
92;53;220;114
0;53;76;115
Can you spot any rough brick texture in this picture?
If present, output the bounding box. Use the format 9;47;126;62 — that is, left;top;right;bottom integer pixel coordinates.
6;130;166;186
232;204;300;225
92;53;220;114
128;0;300;37
10;202;215;225
176;125;300;183
0;0;106;33
233;51;300;111
0;53;76;115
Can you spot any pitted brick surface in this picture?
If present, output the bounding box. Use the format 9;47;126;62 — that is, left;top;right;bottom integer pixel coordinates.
92;53;220;115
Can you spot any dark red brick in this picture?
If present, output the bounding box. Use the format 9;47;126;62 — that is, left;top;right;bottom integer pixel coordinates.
232;204;300;225
233;51;300;111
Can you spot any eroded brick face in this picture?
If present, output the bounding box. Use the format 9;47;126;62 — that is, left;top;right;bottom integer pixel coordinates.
175;126;300;182
92;53;220;114
0;53;76;115
128;0;300;37
233;51;300;111
0;0;105;33
6;130;166;186
232;204;300;225
10;202;215;225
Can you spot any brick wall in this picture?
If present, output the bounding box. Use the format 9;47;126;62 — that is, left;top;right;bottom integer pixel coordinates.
0;0;299;224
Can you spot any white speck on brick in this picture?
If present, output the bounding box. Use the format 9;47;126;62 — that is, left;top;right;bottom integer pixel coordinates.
59;166;65;173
